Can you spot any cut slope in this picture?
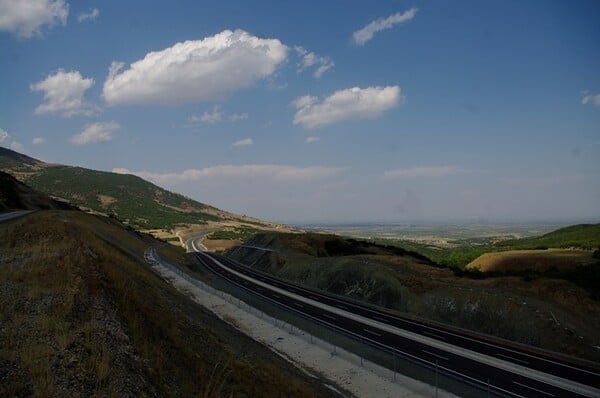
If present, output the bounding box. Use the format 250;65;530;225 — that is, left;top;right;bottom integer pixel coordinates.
0;210;338;397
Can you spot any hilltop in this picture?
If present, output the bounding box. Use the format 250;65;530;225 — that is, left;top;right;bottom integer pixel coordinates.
0;147;285;236
0;179;338;397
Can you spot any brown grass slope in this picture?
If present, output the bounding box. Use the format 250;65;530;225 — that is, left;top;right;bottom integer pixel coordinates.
0;211;339;398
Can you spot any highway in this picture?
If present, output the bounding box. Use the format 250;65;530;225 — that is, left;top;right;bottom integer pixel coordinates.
191;245;599;398
0;210;32;223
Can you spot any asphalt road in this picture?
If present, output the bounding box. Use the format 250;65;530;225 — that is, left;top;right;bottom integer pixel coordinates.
0;210;32;223
192;248;599;398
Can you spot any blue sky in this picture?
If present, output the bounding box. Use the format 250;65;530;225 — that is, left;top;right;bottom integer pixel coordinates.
1;0;599;223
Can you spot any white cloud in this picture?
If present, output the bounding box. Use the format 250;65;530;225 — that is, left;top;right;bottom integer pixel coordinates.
70;121;119;145
232;138;253;147
353;8;418;45
0;0;68;38
293;86;401;129
113;164;344;186
305;136;320;144
230;112;249;121
9;141;24;152
103;29;287;106
188;106;223;124
77;7;98;23
294;46;334;78
383;166;458;179
30;69;97;117
32;137;45;144
581;92;600;107
0;127;25;152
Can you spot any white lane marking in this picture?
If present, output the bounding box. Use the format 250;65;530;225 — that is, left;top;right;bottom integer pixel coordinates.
422;350;449;361
424;331;446;340
497;353;529;365
374;316;390;323
363;328;382;337
513;381;555;397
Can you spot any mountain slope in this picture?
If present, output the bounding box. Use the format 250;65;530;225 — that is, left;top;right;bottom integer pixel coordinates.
0;147;272;230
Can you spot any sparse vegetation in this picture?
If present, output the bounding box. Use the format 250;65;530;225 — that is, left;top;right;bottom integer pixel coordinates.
0;211;337;397
207;226;259;241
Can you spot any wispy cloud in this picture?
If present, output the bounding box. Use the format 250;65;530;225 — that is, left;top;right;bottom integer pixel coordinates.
383;166;458;179
188;106;223;124
232;138;253;147
77;7;99;23
113;164;345;185
70;121;119;145
353;8;418;46
581;91;600;107
230;112;249;121
32;137;45;145
293;86;401;129
294;46;334;78
305;136;320;144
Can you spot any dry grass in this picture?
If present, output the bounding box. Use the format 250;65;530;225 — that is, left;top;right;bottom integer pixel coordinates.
466;249;595;272
0;210;337;397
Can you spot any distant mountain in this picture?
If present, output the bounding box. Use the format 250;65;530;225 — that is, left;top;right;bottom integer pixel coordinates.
0;147;271;230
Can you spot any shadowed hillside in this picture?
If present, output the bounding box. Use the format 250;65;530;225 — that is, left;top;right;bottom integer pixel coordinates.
0;171;72;211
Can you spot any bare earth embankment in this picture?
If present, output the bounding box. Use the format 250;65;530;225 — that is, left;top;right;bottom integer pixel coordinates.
467;249;595;272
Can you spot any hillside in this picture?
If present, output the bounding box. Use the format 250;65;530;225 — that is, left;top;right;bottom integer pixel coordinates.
0;209;338;397
0;171;72;212
0;147;279;233
226;232;600;361
497;223;600;250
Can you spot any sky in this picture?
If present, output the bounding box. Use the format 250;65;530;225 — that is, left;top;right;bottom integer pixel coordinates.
1;0;599;224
